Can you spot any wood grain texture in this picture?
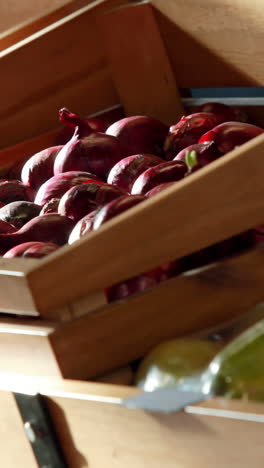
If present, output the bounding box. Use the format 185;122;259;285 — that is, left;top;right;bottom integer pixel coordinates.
49;246;264;379
0;376;263;468
0;1;96;50
152;0;264;87
0;0;66;33
2;245;264;379
99;2;184;124
27;134;264;313
0;317;62;377
46;392;264;468
95;366;134;385
0;0;130;148
0;391;37;467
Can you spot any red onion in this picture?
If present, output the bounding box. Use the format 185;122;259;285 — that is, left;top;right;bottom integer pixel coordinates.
7;159;26;180
174;141;220;172
0;201;41;229
4;241;58;258
131;160;187;195
0;214;74;252
106;271;160;303
194;102;248;123
58;182;125;222
106;116;168;157
164;112;221;159
21;146;63;190
56;108;109;144
93;195;145;231
107;154;163;193
68;210;97;245
54;128;124;180
0;219;16;234
199;121;264;154
40;198;60;215
35;171;100;206
145;183;175;197
0;180;35;204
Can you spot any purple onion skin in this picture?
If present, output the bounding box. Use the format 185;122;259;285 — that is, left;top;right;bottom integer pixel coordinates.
164;112;222;159
68;210;96;245
0;180;35;204
0;214;74;252
22;242;59;258
21;146;63;190
174;141;221;172
0;219;17;234
107;154;163;193
35;171;100;206
199;121;264;154
58;182;125;222
4;241;58;258
56;108;108;144
106;272;159;303
251;226;264;246
131;160;187;195
106;116;168;157
54;130;124;180
194;102;249;123
0;201;41;229
7;159;26;180
40;198;60;215
93;195;145;231
145;182;175;197
59;108;93;138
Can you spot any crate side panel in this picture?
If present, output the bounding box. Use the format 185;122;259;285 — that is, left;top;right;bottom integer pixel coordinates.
50;246;264;380
47;394;264;468
153;0;264;87
0;0;124;148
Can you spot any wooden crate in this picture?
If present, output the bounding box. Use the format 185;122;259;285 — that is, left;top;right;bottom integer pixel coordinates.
0;376;263;468
0;0;263;380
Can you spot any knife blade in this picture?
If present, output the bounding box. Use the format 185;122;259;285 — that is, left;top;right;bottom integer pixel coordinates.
122;386;208;413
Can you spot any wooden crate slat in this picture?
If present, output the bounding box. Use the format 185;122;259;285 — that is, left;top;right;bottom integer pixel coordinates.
0;0;96;51
99;2;184;124
49;246;264;379
152;0;264;87
22;134;264;314
46;392;264;468
0;0;130;148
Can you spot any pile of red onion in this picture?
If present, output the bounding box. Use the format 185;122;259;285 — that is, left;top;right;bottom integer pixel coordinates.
1;104;263;300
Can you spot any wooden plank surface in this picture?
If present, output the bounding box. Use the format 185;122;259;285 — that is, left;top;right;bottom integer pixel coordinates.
152;0;264;87
46;392;264;468
0;375;263;468
1;246;264;379
0;1;96;51
49;246;264;379
0;390;37;468
0;0;66;34
99;2;184;124
26;134;264;313
0;0;127;149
